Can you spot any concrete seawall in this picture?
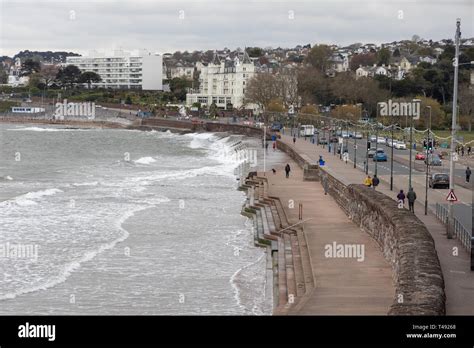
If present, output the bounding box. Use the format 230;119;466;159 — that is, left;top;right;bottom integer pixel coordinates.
277;139;446;315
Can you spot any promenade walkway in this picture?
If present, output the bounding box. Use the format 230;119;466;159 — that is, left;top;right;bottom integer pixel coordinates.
264;157;394;314
279;134;474;315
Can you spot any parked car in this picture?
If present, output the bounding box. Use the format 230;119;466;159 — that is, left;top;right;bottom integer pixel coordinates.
415;152;426;160
330;136;339;143
373;149;388;162
341;131;350;138
369;135;377;142
394;141;407;150
425;154;442;166
354;132;363;139
377;137;386;145
429;173;449;189
318;137;328;145
367;148;377;158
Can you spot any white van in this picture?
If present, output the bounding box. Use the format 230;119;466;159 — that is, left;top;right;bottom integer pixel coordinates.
299;125;315;137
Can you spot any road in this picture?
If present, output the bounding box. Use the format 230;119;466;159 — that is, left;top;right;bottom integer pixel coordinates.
293;131;472;231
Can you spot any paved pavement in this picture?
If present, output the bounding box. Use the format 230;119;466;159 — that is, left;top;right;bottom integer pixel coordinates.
279;133;474;315
264;158;394;314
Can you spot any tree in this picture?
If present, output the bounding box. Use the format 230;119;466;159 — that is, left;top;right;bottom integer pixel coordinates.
266;98;286;112
169;77;192;101
356;77;390;117
125;95;133;105
20;59;41;77
414;96;446;129
299;105;318;115
330;104;361;122
244;73;281;111
79;71;102;89
377;48;391;66
56;65;82;88
459;84;474;131
39;64;59;87
305;44;333;72
297;67;332;106
246;47;263;57
349;53;377;71
330;72;359;103
0;69;7;84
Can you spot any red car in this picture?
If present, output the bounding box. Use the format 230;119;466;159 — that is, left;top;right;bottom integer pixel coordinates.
415;152;426;160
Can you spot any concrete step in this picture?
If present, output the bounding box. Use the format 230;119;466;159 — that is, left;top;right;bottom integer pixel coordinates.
277;237;288;307
270;201;283;230
264;205;277;234
290;234;306;297
297;229;315;291
269;196;290;227
283;233;297;305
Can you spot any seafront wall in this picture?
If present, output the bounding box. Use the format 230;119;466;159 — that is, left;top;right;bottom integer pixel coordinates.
276;140;446;315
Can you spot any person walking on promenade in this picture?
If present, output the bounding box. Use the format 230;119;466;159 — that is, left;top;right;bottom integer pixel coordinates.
461;146;465;157
285;164;291;178
322;174;329;195
364;175;372;188
397;190;406;207
468;145;471;156
372;175;380;190
293;135;296;144
466;167;471;183
407;187;417;213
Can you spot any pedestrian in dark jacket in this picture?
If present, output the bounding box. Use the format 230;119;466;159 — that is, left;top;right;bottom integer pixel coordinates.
466;167;471;183
372;175;380;189
285;164;291;178
407;187;417;213
293;136;296;144
397;190;406;207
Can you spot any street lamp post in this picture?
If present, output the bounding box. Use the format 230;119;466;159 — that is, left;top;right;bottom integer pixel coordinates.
408;102;416;190
448;19;461;239
340;120;343;160
354;122;358;168
365;125;369;174
375;122;379;177
425;106;432;215
390;123;394;190
345;120;349;164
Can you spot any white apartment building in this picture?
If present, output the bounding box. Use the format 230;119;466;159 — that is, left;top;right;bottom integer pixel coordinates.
7;58;30;87
186;53;256;110
66;49;163;90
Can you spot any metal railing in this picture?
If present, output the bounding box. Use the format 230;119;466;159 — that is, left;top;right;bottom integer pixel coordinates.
435;203;472;251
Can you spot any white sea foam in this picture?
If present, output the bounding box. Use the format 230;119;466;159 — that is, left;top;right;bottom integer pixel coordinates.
0;188;63;207
72;181;99;187
134;157;156;165
0;199;168;301
8;127;76;132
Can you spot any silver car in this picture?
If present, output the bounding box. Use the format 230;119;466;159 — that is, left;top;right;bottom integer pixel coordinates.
367;148;377;158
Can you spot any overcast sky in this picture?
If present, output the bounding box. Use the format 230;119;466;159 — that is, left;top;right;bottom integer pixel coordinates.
0;0;473;57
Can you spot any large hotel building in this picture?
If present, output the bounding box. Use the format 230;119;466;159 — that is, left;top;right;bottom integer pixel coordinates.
65;49;163;90
186;52;257;110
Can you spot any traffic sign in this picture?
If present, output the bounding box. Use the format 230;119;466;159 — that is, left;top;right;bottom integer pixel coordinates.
446;190;458;202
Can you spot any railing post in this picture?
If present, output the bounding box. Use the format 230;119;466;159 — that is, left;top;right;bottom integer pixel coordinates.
471;236;474;271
